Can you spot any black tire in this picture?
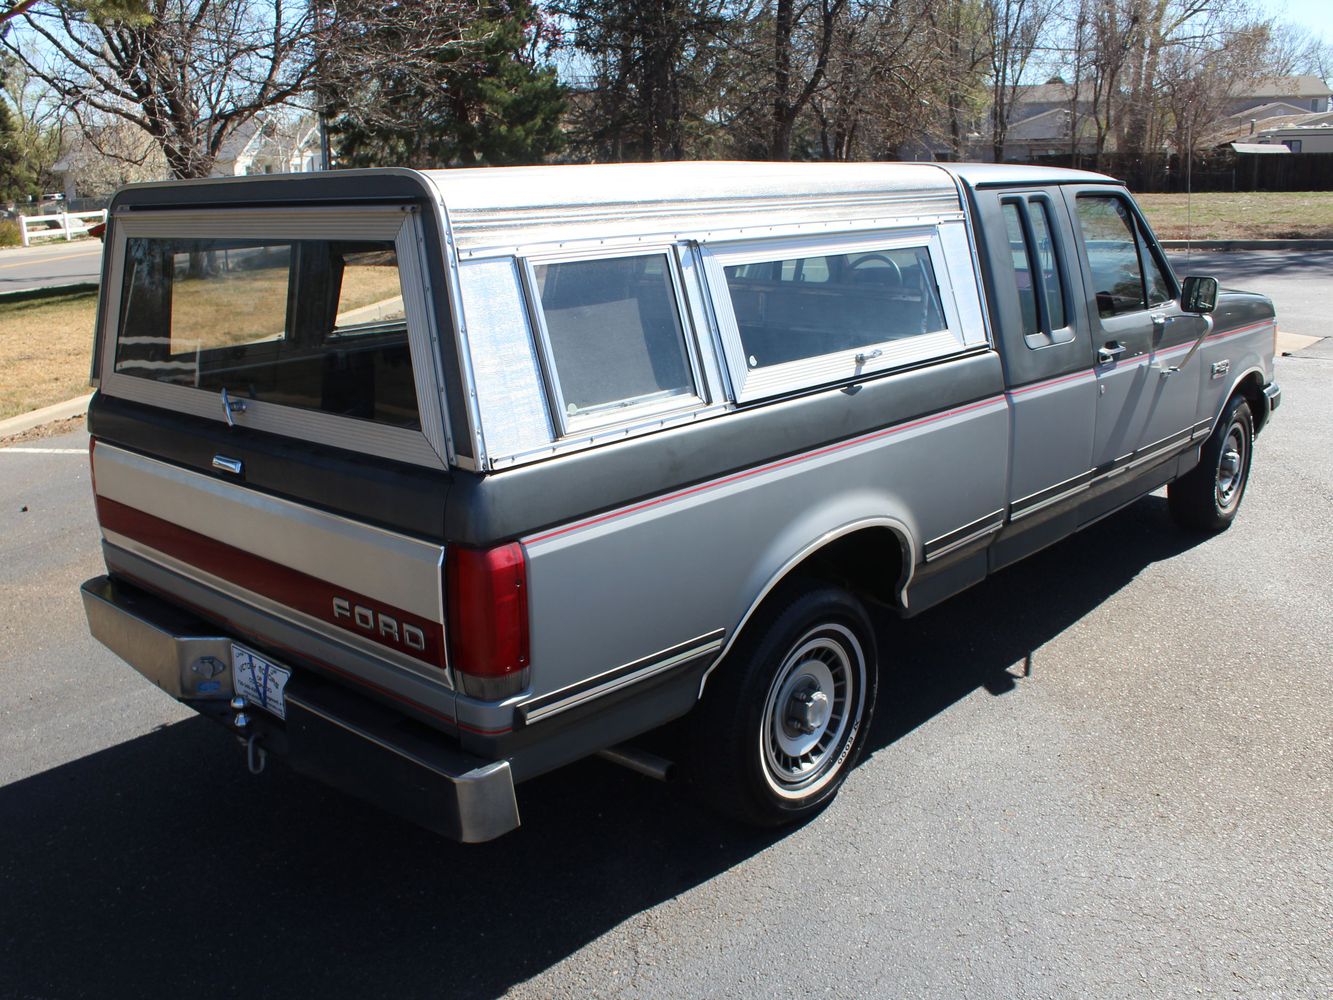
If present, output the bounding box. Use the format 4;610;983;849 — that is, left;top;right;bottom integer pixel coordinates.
684;580;878;828
1168;394;1254;532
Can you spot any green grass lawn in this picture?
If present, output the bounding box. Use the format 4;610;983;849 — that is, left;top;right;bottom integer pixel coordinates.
1135;192;1333;240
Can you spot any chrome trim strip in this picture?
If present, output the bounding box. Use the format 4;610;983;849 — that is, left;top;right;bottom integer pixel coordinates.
924;512;1005;561
519;629;726;725
94;444;445;623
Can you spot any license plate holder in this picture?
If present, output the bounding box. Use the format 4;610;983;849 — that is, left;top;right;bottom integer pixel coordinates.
232;645;291;720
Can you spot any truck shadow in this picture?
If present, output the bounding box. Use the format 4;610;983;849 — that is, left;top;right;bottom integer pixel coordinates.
0;495;1203;1000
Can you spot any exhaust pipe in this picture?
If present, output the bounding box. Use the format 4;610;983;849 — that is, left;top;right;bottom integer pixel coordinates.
596;745;674;782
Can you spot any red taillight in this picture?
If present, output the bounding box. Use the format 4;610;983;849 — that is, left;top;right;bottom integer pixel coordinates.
445;542;529;700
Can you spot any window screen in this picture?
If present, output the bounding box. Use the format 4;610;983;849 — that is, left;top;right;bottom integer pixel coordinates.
532;254;694;421
114;237;419;429
722;246;947;370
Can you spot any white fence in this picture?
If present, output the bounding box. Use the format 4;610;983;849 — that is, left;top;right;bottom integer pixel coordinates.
18;210;108;247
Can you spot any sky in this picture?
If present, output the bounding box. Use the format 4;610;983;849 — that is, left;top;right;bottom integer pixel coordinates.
1257;0;1333;45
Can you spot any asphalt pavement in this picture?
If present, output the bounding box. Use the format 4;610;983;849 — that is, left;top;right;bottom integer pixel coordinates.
0;255;1330;999
0;240;103;293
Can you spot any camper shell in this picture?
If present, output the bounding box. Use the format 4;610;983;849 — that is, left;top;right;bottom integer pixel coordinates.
81;162;1280;841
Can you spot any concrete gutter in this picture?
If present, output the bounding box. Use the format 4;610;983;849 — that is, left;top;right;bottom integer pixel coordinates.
1160;239;1333;251
0;282;99;303
0;393;92;439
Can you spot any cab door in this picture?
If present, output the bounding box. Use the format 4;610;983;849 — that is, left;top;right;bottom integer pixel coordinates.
1063;188;1204;471
971;185;1097;569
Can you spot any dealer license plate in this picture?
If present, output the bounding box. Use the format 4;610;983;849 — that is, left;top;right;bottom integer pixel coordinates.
232;645;291;720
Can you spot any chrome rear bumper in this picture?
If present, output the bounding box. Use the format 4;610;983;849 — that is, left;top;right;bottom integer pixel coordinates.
81;576;520;842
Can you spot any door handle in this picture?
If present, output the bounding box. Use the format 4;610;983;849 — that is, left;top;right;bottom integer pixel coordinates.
1097;341;1127;365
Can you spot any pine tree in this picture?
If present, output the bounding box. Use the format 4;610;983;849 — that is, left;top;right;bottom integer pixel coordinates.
0;94;35;204
329;1;566;168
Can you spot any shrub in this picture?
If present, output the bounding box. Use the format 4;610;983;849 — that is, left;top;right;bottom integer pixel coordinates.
0;220;21;248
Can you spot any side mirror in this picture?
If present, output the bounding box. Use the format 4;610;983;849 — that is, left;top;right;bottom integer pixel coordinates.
1180;275;1218;315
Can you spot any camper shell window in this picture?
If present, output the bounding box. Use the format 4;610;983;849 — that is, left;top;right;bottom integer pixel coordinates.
703;228;977;402
114;236;419;429
525;250;702;433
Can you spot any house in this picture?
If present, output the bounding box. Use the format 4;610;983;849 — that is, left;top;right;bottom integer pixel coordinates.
1228;76;1332;115
212;115;324;176
1001;107;1102;160
1008;82;1094;120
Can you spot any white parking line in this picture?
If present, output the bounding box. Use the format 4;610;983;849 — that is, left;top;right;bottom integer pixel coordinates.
0;447;86;454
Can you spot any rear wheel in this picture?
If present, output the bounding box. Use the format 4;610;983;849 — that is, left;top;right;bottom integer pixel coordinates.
1169;394;1253;532
685;581;877;827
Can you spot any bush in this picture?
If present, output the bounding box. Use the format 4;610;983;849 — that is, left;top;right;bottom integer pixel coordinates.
0;220;21;248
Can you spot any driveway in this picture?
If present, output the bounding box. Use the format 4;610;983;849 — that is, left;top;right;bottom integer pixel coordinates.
1;255;1329;999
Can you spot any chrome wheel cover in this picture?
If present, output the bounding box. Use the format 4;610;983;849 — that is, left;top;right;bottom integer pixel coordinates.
758;623;867;799
1216;421;1248;512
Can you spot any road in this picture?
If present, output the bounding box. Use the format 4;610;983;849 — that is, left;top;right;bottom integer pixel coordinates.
1;256;1330;999
0;240;103;293
1167;249;1327;341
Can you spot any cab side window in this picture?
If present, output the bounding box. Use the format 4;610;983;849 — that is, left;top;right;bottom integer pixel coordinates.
1075;195;1146;318
1002;195;1069;344
1075;193;1175;319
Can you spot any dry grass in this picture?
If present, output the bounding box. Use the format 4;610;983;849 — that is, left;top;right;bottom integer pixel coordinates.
0;289;98;421
169;260;402;349
1136;191;1333;240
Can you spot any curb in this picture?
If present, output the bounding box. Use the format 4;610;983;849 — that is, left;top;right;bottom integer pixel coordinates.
0;282;99;303
0;393;93;439
1160;239;1333;251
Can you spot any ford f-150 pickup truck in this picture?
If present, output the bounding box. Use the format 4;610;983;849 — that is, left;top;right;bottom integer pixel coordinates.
80;162;1280;840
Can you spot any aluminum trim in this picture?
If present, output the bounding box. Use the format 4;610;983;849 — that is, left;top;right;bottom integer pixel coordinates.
924;509;1005;561
519;629;726;725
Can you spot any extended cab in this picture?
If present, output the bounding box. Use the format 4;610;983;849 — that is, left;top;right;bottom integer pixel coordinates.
81;163;1280;840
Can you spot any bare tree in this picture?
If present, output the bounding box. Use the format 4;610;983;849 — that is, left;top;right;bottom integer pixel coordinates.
4;0;320;177
767;0;845;159
985;0;1053;162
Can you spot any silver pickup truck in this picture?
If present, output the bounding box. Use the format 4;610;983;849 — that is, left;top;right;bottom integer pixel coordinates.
80;162;1280;841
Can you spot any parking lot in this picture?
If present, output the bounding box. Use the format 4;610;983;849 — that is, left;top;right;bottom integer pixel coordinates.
1;252;1329;999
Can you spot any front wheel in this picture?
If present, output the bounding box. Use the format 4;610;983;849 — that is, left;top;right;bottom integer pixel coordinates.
684;581;877;827
1169;394;1254;532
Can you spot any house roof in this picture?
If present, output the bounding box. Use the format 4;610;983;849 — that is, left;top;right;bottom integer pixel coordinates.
1233;75;1332;99
1220;101;1315;122
1012;83;1076;105
1207;109;1333;146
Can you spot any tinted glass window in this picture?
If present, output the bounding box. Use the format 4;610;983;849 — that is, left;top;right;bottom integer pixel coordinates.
115;237;419;429
1002;203;1039;337
1139;225;1174;308
1029;201;1068;329
723;246;947;370
533;254;694;420
1075;195;1146;318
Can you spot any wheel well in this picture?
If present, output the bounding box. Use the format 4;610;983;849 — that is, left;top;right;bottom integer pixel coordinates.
1233;372;1267;435
798;526;909;612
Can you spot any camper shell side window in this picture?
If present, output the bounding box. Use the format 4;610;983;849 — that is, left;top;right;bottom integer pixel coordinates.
701;225;986;402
